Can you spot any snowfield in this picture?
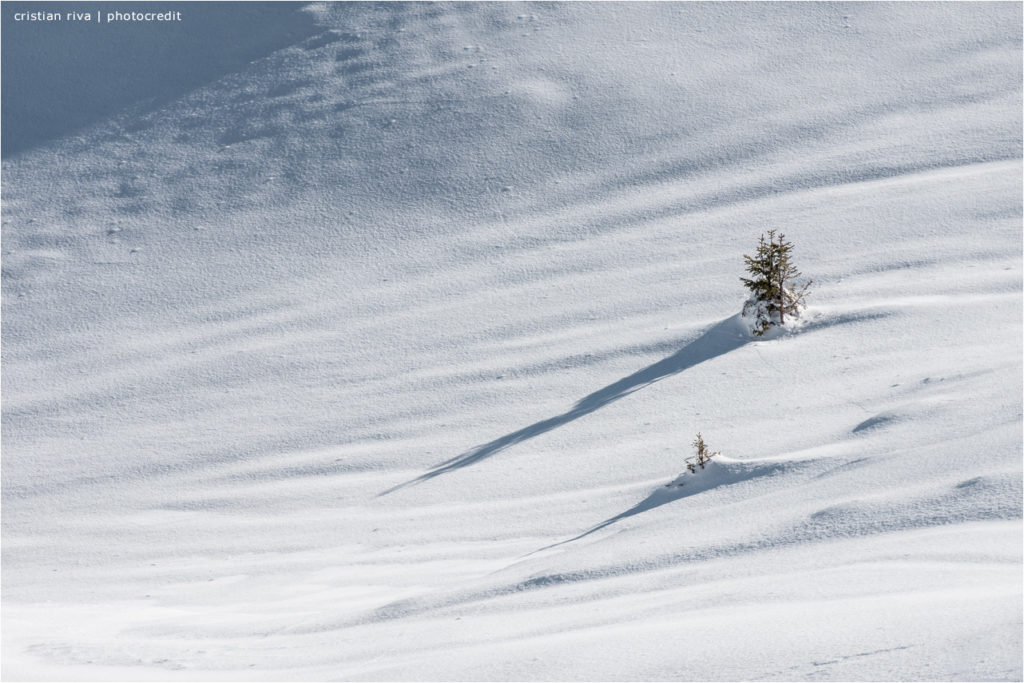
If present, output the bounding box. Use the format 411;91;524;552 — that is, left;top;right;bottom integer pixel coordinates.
2;2;1021;680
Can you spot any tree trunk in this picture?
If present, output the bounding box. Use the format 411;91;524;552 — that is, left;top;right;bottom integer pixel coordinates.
778;272;785;325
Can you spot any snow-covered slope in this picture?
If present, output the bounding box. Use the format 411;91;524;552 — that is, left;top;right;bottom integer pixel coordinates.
2;3;1021;680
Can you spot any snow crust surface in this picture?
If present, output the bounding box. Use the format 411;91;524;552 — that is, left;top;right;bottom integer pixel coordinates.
2;2;1022;680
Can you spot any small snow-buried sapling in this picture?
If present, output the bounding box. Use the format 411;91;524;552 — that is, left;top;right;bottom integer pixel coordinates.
672;432;720;486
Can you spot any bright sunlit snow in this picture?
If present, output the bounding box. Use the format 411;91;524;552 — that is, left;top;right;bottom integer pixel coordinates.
2;2;1021;680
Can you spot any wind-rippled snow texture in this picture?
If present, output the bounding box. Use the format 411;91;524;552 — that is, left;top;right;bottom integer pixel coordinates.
2;2;1021;680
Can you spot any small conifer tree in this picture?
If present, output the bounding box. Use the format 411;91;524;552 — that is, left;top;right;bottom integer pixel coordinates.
685;432;720;474
740;230;812;336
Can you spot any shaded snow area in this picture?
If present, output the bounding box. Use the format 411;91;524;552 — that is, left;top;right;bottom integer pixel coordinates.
2;2;1022;680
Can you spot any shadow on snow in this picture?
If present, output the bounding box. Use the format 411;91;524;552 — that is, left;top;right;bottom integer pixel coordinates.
1;2;319;157
531;484;691;554
529;458;788;555
382;315;751;495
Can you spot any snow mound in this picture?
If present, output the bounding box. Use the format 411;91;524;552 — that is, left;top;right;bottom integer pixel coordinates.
740;295;810;338
666;455;789;494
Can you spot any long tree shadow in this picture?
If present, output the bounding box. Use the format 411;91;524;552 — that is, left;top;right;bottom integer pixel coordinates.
529;457;788;555
532;485;687;555
382;315;751;495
